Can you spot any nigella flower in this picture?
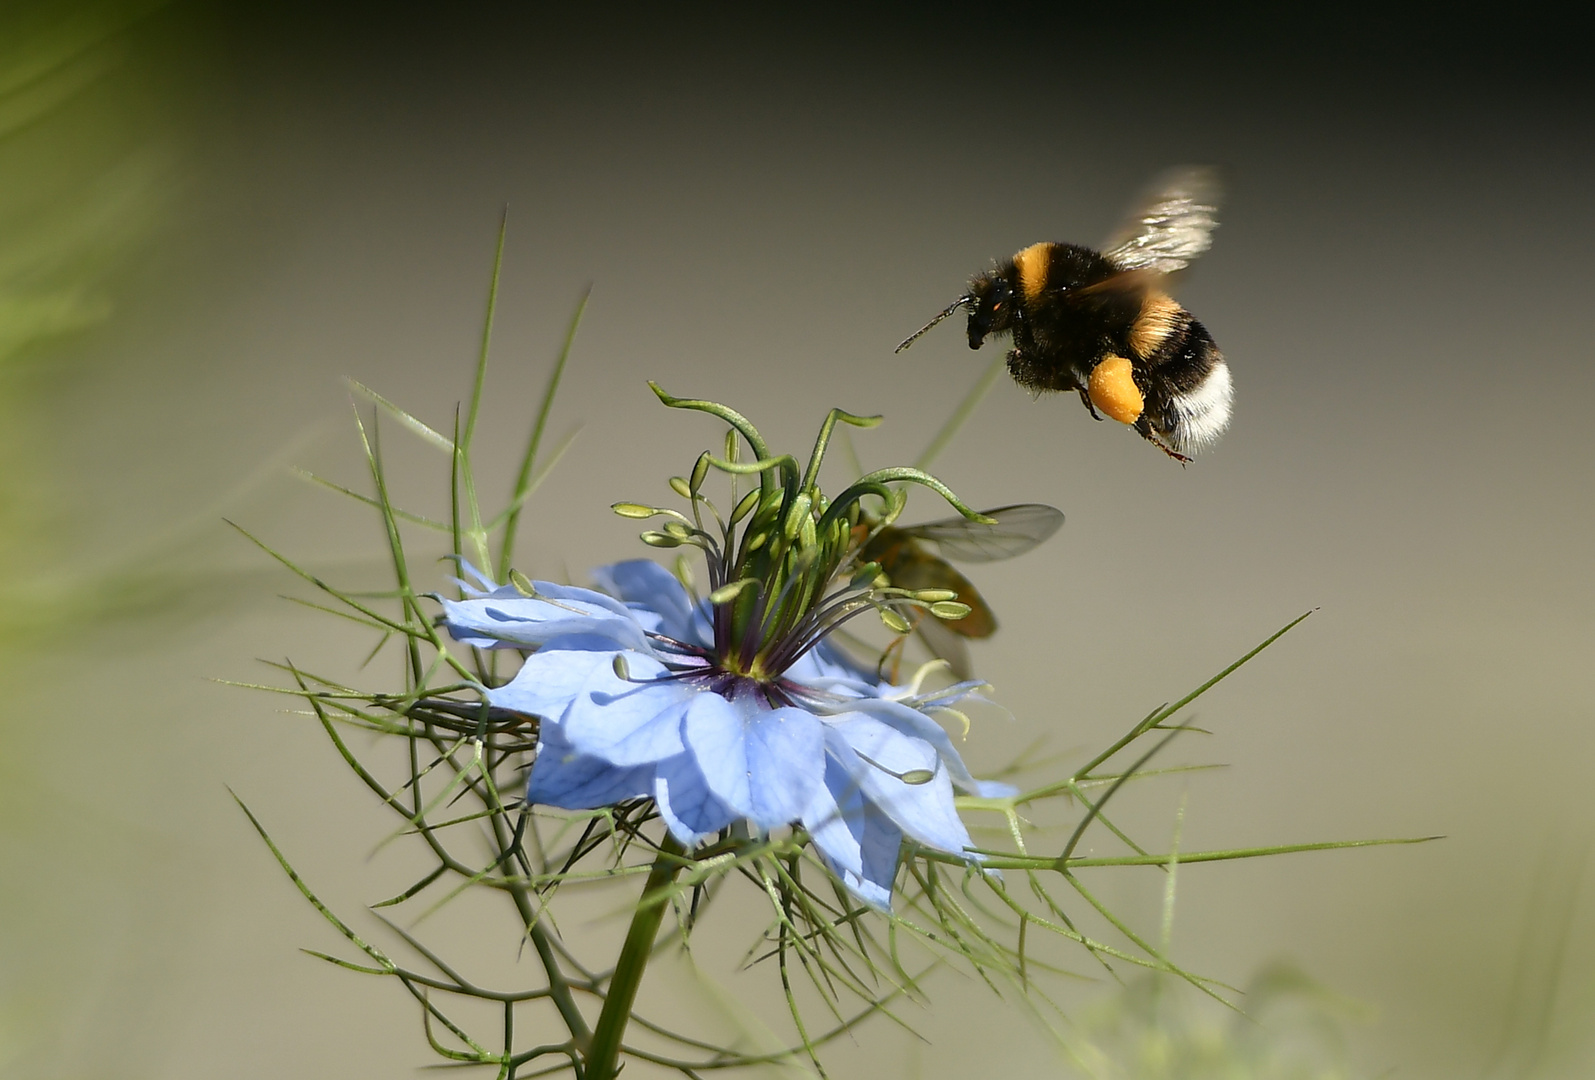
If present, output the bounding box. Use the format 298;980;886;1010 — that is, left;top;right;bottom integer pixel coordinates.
441;388;1018;907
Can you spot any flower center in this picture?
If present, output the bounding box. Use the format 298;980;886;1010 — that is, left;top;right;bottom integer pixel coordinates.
616;385;991;685
637;647;806;710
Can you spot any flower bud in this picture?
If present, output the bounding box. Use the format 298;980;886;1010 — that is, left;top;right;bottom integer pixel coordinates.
729;488;761;525
689;452;711;494
783;493;812;541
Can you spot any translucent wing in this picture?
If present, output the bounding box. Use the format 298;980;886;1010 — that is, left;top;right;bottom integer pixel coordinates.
1101;166;1222;275
912;613;974;681
898;504;1064;564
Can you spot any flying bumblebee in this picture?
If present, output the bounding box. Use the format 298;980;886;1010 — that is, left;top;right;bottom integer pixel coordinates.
897;167;1232;462
856;503;1063;679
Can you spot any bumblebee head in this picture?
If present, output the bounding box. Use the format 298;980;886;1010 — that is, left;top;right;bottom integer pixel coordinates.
964;272;1014;350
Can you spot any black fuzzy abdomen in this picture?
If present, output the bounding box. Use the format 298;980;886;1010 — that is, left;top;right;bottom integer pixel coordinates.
1139;316;1226;437
1144;316;1221;393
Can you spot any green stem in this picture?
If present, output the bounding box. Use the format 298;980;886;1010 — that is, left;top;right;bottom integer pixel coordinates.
585;835;687;1080
480;741;591;1049
914;351;1006;471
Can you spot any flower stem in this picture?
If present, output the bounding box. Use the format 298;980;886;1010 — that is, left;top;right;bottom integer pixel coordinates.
585;834;687;1080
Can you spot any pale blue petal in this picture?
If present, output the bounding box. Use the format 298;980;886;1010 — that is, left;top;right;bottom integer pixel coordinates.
976;779;1020;799
590;560;712;648
441;592;654;653
461;574;634;617
785;670;882;701
560;662;691;767
812;639;884;683
800;756;894;909
826;714;937;781
802;758;863;882
679;694;824;829
486;646;621;721
826;696;980;794
916;684;1010;734
784;641;885;692
448;563;638;621
743;706;826;830
527;724;654;809
824;719;975;858
439;571;652;653
854;802;905;905
678;692;754;818
654;751;738;845
832;860;892;910
540;632;645;654
450;559;501;595
909;680;994;711
530;579;637;618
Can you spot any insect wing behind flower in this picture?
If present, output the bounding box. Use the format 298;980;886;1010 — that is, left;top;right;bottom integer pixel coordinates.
898;503;1065;564
871;538;995;640
1100;166;1222;275
859;504;1063;678
909;610;974;680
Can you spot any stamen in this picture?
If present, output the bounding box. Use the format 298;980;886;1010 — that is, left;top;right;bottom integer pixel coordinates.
763;585;882;671
775;596;913;671
853;749;937;785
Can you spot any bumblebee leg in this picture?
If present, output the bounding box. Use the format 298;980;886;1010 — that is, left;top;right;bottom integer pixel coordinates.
1076;386;1104;420
1134;415;1191;464
1006;347;1045;398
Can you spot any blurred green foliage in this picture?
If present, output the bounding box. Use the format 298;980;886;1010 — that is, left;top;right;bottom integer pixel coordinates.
0;0;173;639
1064;966;1366;1080
0;1;179;1072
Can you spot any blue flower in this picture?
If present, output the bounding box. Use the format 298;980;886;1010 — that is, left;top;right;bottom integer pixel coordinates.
442;560;993;908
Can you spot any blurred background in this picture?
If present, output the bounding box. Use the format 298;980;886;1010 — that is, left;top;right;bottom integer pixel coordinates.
3;2;1592;1076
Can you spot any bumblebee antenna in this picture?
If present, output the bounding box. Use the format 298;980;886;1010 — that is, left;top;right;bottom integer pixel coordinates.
895;296;971;353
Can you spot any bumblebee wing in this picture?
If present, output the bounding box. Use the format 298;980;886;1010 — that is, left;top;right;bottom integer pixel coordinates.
1101;166;1222;275
900;503;1064;564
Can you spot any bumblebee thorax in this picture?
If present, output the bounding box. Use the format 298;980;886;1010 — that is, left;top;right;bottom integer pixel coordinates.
1019;242;1116;294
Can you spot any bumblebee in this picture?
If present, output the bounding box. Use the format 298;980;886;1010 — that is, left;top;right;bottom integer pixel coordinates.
897;168;1232;462
856;503;1063;679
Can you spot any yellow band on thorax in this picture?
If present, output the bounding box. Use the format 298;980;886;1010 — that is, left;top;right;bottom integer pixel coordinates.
1013;243;1052;302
